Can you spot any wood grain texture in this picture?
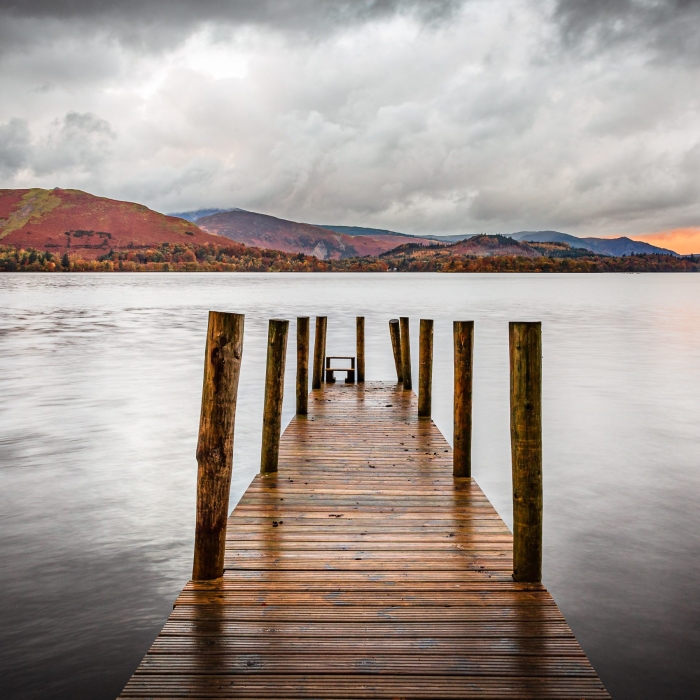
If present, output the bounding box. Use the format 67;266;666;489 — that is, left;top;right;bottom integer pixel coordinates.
399;316;412;391
454;320;474;478
312;316;327;390
389;318;402;382
260;319;288;474
124;381;608;699
356;316;365;383
418;318;433;417
192;311;244;581
295;317;309;415
509;322;543;583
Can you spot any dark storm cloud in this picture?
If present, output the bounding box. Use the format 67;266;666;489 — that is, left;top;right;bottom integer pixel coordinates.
0;0;464;52
554;0;700;63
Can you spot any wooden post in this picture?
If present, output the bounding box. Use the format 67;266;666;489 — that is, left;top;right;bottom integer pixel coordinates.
260;319;289;474
193;311;245;581
296;317;309;415
389;319;402;383
453;321;474;478
321;317;327;382
399;317;412;390
509;321;543;583
418;319;433;417
356;316;365;383
312;316;327;390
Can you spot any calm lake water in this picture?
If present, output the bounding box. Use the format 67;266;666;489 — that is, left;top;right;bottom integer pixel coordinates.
0;272;699;699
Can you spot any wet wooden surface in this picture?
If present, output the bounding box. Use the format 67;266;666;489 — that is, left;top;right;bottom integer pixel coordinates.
121;382;609;698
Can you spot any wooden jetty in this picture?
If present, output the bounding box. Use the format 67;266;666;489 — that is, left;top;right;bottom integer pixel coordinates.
121;314;609;699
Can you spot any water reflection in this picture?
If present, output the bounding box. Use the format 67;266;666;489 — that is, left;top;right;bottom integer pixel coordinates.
0;272;699;698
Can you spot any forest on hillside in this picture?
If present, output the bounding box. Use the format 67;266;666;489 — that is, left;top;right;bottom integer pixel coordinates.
1;241;698;273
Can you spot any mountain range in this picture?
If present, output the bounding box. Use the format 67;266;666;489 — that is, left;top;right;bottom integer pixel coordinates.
0;189;680;262
193;210;436;259
506;231;677;257
177;208;677;257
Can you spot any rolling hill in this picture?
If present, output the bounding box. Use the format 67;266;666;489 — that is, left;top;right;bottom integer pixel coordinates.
510;231;678;256
194;210;435;259
170;208;233;222
173;206;680;257
383;235;543;259
449;235;541;258
0;188;225;259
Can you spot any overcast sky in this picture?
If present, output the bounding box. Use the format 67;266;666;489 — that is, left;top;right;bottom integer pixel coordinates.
1;0;699;248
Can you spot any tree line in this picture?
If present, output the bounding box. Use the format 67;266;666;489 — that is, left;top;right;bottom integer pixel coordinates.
0;242;697;273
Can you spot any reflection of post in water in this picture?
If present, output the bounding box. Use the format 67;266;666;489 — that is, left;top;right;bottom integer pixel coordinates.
192;581;226;677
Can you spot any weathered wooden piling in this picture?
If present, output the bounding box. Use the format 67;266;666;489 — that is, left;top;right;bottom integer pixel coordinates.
509;321;543;583
192;311;244;581
296;317;309;415
260;319;289;474
389;319;402;382
356;316;365;383
453;321;474;478
311;316;327;390
418;319;433;417
126;314;610;700
399;316;412;390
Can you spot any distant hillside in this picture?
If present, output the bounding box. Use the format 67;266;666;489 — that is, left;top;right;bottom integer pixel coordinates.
4;232;696;273
509;230;677;256
0;188;224;259
327;228;472;244
320;224;436;251
449;235;541;258
379;235;544;259
321;225;413;239
196;210;434;259
196;210;358;259
170;208;238;222
422;233;475;243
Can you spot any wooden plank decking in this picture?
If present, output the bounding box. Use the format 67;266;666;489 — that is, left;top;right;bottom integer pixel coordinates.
121;382;609;698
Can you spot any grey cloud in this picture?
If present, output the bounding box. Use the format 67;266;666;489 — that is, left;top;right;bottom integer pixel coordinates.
33;112;116;176
0;118;30;177
0;113;116;179
0;0;461;23
1;2;699;237
554;0;700;63
0;1;465;53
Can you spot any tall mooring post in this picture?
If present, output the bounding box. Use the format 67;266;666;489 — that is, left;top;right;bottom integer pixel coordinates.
261;319;289;474
509;321;543;583
399;317;412;390
389;319;402;383
356;316;365;383
453;321;474;478
418;319;433;417
312;316;327;390
296;317;309;415
192;311;244;581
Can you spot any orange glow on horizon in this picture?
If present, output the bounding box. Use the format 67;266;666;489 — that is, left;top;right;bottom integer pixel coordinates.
632;228;700;255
